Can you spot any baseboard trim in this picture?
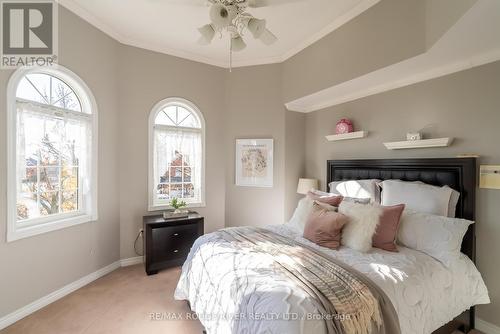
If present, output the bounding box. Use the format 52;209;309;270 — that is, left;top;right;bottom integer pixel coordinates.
0;256;145;330
477;318;500;334
0;261;120;330
120;256;143;267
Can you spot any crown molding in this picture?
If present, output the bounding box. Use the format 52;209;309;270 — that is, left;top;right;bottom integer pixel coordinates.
56;0;379;69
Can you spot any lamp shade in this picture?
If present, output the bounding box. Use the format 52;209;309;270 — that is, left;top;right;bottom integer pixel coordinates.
297;178;319;194
247;18;266;38
231;35;247;52
197;24;215;45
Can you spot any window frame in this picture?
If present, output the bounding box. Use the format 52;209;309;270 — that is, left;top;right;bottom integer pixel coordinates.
148;97;206;211
6;65;98;242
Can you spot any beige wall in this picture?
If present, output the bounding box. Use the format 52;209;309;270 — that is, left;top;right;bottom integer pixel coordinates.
284;111;306;221
116;45;227;259
283;0;427;102
302;61;500;326
424;0;477;48
224;65;287;227
2;0;499;328
0;8;121;317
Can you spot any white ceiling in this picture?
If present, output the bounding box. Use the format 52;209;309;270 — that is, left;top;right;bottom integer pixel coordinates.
57;0;379;68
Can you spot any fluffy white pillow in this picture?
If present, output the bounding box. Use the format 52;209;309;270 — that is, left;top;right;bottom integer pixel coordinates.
329;179;381;203
339;201;383;252
380;180;453;216
397;210;473;267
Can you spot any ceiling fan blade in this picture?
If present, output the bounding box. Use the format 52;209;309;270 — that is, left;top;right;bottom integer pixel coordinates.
248;0;303;8
258;28;277;45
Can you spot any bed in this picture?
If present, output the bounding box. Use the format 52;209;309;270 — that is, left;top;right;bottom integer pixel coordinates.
175;158;489;334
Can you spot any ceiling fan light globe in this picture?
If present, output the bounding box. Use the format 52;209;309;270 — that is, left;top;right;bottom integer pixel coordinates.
226;5;238;21
209;3;231;29
231;35;247;52
197;24;215;44
247;18;266;38
259;28;277;45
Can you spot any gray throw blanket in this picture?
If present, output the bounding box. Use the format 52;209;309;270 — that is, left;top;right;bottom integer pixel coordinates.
217;227;400;334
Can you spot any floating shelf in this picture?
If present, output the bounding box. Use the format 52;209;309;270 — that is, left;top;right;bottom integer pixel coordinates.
384;137;454;150
325;131;368;142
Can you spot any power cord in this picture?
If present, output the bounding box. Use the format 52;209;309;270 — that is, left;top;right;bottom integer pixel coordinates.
134;229;144;256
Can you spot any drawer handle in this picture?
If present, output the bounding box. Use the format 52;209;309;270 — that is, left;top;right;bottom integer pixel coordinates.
173;249;179;253
173;233;179;236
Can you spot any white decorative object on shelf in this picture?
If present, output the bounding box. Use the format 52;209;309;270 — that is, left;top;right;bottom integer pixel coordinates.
406;132;422;141
384;138;454;150
325;131;368;142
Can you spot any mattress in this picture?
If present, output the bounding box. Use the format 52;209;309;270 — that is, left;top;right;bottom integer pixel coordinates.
175;224;490;334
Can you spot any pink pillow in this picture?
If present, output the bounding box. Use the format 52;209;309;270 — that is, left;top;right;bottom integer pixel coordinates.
307;191;344;207
303;202;349;250
372;204;405;252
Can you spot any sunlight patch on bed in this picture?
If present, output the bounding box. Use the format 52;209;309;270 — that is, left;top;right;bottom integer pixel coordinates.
369;263;407;283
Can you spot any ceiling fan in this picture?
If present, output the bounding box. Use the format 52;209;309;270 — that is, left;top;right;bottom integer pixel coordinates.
161;0;299;69
193;0;293;69
197;0;278;50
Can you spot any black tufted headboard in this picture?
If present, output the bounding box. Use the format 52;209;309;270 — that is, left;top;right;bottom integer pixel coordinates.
326;158;477;262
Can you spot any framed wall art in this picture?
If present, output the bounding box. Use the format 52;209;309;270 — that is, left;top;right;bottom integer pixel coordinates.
235;139;273;187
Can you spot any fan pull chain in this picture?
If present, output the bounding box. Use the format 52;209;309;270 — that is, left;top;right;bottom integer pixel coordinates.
229;38;233;72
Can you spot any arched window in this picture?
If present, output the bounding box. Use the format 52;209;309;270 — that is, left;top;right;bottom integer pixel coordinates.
7;66;97;242
149;98;205;210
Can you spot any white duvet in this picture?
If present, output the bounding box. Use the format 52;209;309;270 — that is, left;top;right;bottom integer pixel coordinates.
175;224;489;334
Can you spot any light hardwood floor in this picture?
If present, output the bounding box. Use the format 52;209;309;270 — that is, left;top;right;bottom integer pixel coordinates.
1;264;484;334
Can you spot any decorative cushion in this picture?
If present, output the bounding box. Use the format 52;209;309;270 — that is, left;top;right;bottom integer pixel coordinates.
397;210;473;267
329;179;381;203
372;204;405;252
303;202;348;250
307;190;344;207
380;180;453;217
339;201;383;253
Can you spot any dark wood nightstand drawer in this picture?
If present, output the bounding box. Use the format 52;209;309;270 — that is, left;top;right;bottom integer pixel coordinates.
143;213;204;275
151;224;199;260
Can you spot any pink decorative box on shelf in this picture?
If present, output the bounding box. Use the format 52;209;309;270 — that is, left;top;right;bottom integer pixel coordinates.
335;118;354;134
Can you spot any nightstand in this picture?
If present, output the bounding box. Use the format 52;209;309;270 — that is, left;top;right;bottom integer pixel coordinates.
143;213;204;275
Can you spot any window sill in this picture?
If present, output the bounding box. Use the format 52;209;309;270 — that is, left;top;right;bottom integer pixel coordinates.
148;202;206;212
7;213;96;242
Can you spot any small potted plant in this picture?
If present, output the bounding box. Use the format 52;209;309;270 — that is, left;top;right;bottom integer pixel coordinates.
163;198;189;219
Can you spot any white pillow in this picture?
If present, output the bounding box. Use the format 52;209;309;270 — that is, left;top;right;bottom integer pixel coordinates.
329;179;381;203
447;186;460;218
398;181;460;217
287;197;314;233
397;210;473;267
380;180;453;216
339;201;382;252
